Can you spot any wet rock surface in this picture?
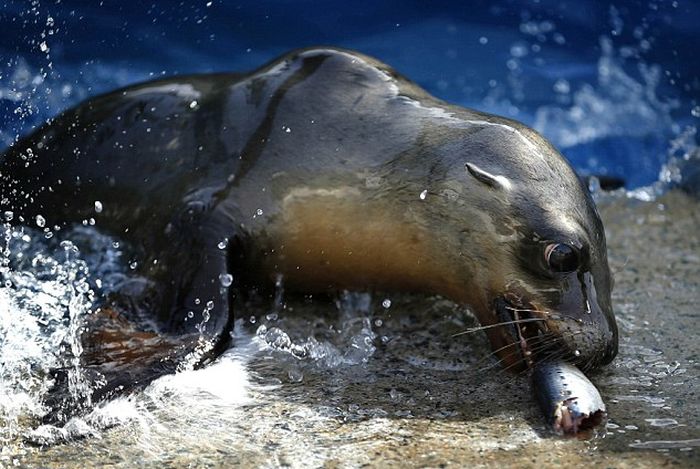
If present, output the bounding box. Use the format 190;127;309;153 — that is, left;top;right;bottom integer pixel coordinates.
3;191;699;468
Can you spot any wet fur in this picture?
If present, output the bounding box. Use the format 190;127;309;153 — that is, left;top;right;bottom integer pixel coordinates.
0;47;618;420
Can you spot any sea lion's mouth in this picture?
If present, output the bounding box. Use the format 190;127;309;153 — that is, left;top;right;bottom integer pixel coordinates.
494;297;550;369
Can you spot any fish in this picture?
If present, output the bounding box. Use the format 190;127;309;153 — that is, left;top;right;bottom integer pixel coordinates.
531;359;607;434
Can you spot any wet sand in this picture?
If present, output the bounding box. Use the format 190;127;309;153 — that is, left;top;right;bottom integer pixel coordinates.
5;190;699;468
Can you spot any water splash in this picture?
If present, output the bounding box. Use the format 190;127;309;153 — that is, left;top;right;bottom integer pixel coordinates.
659;126;700;193
255;291;378;370
0;3;146;151
537;38;675;146
0;225;127;443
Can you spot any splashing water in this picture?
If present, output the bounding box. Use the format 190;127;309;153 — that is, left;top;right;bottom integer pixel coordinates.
0;225;94;442
529;35;691;189
0;222;145;444
534;37;678;150
255;290;378;371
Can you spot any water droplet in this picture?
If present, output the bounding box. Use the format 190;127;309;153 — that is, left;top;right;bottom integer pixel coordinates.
553;79;570;94
266;312;278;321
206;300;214;310
189;100;198;109
94;201;103;213
3;210;13;221
194;298;201;305
574;349;581;356
382;299;392;308
39;41;49;52
645;418;678;427
510;43;528;58
217;238;228;250
691;106;700;117
129;261;138;270
35;215;45;227
219;273;233;287
288;368;303;383
419;190;427;200
249;315;256;324
374;319;383;327
255;208;263;216
187;311;195;319
479;36;488;45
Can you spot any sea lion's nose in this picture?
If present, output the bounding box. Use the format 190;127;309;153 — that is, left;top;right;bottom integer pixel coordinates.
599;337;618;365
544;270;617;369
584;272;618;367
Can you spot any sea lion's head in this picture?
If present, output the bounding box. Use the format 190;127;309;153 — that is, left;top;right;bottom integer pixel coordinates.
249;49;618;372
426;118;618;372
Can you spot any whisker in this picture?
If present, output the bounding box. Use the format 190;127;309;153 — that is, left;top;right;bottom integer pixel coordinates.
472;337;556;374
465;332;586;390
480;333;554;363
611;255;630;274
498;357;530;375
477;347;531;374
475;331;565;371
451;318;547;337
480;341;519;360
475;329;585;374
504;306;561;317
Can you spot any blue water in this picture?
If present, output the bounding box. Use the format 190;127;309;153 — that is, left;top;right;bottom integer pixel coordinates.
0;0;698;187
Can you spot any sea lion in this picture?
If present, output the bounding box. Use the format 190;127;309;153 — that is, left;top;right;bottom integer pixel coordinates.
0;47;618;419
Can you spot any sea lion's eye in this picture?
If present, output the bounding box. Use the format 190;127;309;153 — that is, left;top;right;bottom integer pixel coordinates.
545;243;579;272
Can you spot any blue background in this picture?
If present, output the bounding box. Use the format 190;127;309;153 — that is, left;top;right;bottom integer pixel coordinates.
1;0;698;187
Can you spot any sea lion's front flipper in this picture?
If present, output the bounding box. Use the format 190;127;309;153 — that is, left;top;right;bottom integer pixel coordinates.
42;308;200;424
43;208;237;423
155;203;237;351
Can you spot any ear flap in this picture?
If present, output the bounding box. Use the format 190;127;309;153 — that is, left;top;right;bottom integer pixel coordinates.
465;162;510;190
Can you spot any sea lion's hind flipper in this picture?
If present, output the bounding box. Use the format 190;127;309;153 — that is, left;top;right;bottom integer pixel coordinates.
41;308;203;424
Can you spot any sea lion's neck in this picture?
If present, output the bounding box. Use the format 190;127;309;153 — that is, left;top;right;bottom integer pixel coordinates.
257;180;479;308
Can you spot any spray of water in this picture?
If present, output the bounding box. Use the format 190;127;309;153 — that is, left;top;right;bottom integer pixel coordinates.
0;225;98;443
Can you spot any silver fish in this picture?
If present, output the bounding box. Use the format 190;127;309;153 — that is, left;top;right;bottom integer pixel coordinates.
532;359;607;434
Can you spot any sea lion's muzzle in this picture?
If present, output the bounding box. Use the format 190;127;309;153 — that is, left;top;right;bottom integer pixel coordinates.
545;270;617;369
491;269;618;372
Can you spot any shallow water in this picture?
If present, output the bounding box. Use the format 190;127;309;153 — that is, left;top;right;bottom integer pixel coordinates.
1;1;699;467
